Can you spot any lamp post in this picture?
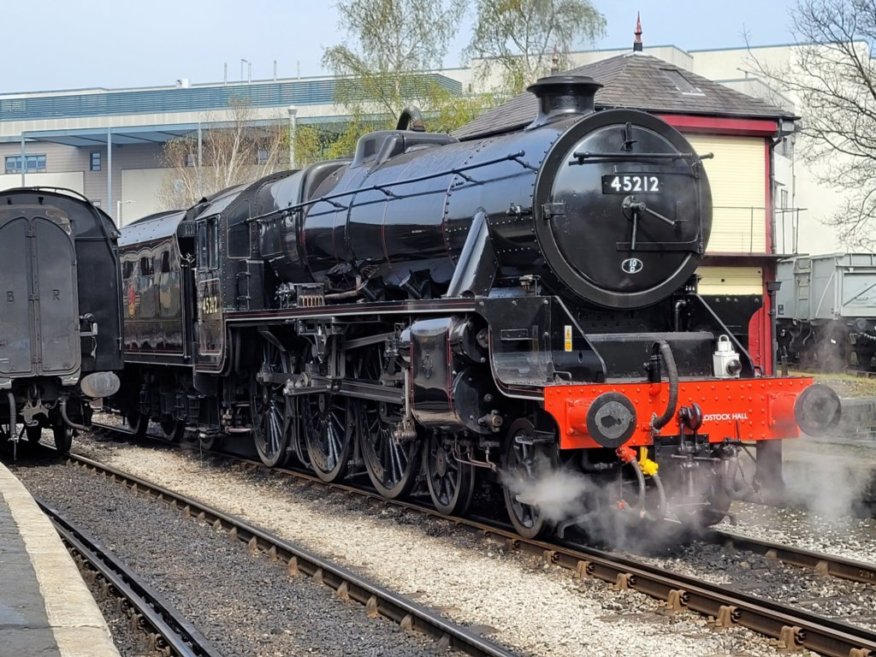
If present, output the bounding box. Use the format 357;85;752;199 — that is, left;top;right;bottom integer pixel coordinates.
240;58;249;83
116;199;135;226
288;105;298;169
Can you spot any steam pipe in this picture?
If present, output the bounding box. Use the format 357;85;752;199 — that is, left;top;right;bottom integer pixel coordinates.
652;471;667;516
722;455;754;500
650;341;678;431
60;397;88;431
445;211;497;298
629;459;647;512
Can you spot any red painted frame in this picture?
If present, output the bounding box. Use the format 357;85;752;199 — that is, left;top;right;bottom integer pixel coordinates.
545;376;813;451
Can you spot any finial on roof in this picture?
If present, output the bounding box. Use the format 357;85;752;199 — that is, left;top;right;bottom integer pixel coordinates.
550;45;559;74
633;12;643;53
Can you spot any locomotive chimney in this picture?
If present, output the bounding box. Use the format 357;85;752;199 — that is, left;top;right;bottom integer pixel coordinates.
526;75;603;129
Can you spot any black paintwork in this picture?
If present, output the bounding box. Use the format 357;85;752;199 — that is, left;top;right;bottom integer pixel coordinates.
119;210;191;364
114;76;761;451
255;108;710;311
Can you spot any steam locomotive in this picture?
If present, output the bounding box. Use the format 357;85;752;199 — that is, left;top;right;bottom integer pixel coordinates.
0;188;123;454
111;76;838;537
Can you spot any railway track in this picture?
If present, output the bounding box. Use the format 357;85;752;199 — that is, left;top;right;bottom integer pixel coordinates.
81;421;876;656
703;529;876;585
41;499;224;657
90;420;876;588
60;448;519;657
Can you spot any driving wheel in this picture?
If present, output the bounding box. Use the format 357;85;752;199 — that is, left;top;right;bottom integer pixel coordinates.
303;393;354;482
251;342;293;467
354;347;419;498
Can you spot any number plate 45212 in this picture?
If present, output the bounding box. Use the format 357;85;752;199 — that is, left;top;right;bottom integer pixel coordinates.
601;174;662;194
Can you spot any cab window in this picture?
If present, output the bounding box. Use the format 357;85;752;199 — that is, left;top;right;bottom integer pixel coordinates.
197;216;220;270
228;221;250;259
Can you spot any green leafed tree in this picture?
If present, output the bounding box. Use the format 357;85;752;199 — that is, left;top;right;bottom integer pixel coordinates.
322;0;473;149
465;0;606;93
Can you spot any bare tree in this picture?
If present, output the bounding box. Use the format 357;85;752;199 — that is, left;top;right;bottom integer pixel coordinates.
322;0;471;148
465;0;606;93
159;98;286;209
753;0;876;247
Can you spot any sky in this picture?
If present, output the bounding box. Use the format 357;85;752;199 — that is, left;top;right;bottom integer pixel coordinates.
4;0;800;93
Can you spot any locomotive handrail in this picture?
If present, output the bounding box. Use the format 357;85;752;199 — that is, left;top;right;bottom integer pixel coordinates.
245;151;532;225
14;185;94;205
570;151;713;165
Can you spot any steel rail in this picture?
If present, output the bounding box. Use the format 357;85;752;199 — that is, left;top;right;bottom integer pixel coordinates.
39;499;223;657
547;536;876;657
64;453;520;657
80;428;876;657
706;529;876;585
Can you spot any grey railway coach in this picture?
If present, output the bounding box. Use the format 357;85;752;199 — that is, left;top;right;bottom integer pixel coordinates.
777;253;876;370
0;187;123;453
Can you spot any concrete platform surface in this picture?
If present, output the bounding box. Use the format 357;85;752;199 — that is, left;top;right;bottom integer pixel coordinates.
0;462;119;657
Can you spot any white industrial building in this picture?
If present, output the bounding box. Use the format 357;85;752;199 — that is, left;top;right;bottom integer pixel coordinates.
0;42;843;254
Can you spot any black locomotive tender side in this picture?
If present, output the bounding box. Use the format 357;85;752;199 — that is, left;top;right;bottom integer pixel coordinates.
112;76;836;537
0;187;123;453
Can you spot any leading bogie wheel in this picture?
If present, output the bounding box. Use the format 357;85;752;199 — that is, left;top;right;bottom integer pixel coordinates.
425;432;475;516
502;418;557;539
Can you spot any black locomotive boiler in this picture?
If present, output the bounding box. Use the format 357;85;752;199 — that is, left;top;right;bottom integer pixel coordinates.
112;76;837;537
0;187;123;453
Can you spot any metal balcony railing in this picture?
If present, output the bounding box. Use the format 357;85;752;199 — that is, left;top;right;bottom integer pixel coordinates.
705;205;806;255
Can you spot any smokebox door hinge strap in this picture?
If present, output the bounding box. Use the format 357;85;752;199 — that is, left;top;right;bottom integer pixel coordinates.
542;202;565;219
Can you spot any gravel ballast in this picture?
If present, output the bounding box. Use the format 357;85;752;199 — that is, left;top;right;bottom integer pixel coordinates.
12;459;445;657
63;434;806;657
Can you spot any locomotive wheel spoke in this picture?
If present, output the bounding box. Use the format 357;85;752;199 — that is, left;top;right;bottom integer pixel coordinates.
425;432;475;516
251;343;292;468
303;392;353;483
501;418;556;540
353;347;420;499
359;402;416;499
